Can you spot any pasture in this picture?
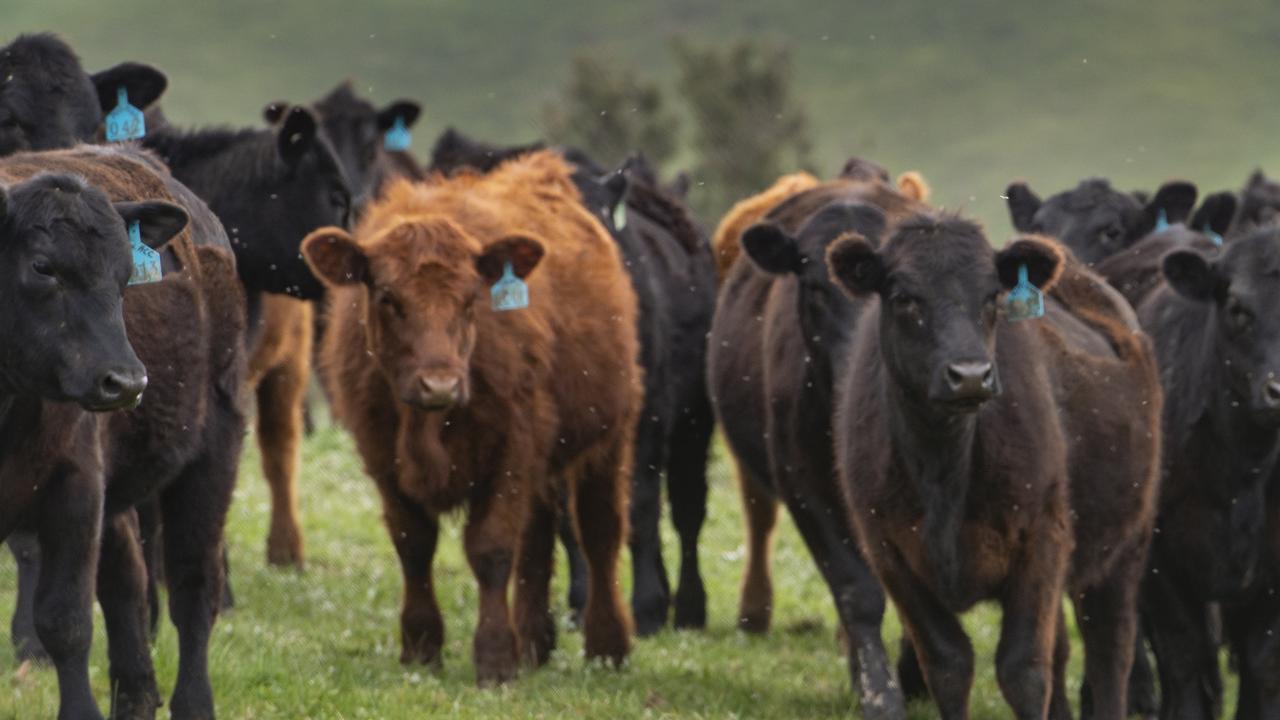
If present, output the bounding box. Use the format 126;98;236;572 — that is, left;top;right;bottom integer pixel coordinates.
0;422;1240;718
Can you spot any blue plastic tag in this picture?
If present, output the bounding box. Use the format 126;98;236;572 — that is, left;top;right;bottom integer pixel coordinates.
490;261;528;311
105;87;145;142
1203;226;1224;246
1005;264;1044;322
383;116;411;152
1154;208;1170;232
612;202;627;231
128;220;162;286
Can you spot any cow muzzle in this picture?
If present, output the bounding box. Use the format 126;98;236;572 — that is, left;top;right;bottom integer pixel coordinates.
931;360;998;413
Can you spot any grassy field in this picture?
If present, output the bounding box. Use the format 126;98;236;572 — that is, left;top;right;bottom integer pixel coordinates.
0;418;1237;719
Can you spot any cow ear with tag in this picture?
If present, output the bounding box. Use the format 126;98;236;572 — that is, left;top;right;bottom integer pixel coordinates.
1190;191;1237;244
378;100;421;152
995;237;1064;293
601;172;628;232
90;62;168;116
1138;181;1198;237
479;236;544;312
112;201;189;251
302;227;368;287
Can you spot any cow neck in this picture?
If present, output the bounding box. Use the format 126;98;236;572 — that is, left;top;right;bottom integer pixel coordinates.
1192;354;1280;492
883;376;979;602
395;407;457;507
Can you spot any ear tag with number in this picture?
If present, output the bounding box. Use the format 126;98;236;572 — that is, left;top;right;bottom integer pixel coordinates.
105;87;145;142
1154;208;1170;232
491;261;528;311
383;116;411;152
612;201;627;231
1202;225;1224;246
128;220;163;285
1004;264;1044;322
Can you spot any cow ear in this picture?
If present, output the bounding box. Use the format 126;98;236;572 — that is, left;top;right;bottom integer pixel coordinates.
897;171;930;202
302;227;367;286
1163;249;1221;302
1190;191;1237;238
113;201;189;251
827;236;884;296
742;223;803;275
1139;181;1198;235
90;62;168;114
996;236;1064;292
476;235;545;283
602;172;628;209
377;100;422;132
667;171;691;199
276;106;318;166
1005;182;1041;232
262;101;290;125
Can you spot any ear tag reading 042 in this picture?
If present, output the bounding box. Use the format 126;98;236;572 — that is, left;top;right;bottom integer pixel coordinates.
491;261;529;311
128;221;163;286
384;116;411;152
105;87;145;142
1005;264;1044;322
1154;208;1170;232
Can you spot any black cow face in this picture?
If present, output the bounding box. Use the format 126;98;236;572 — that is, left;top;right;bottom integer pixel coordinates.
1163;228;1280;426
742;203;887;360
0;34;166;156
1235;171;1280;234
0;174;186;410
307;81;420;205
829;215;1063;414
1007;178;1197;266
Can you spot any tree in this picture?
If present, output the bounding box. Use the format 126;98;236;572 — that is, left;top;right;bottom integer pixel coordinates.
673;38;812;221
542;53;678;171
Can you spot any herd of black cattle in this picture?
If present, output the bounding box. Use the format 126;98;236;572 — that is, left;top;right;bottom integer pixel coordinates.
1;30;1279;720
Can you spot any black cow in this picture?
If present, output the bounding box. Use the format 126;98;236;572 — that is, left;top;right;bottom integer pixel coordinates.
1096;225;1280;718
1006;177;1197;265
1233;170;1280;235
0;33;166;155
829;214;1161;719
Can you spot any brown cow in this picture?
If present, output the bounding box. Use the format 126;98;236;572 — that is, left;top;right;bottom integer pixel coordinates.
304;150;639;683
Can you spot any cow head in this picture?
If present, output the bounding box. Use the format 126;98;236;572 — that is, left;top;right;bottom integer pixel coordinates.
303;218;544;410
1163;227;1280;426
1234;170;1280;234
829;214;1063;414
306;81;420;205
742;202;887;362
1006;178;1197;265
0;173;186;410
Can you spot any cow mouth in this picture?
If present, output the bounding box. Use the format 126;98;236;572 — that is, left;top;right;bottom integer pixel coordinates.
80;393;144;413
935;395;990;414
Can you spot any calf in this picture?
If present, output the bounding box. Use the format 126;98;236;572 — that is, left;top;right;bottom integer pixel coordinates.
0;172;180;720
1096;226;1280;718
2;144;247;719
304;151;638;683
829;214;1160;719
1006;177;1197;265
708;172;926;719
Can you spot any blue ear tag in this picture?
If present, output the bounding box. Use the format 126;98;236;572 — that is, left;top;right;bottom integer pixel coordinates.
128;221;163;286
1005;264;1044;322
383;116;411;152
1203;225;1224;246
490;262;528;311
105;87;145;142
612;202;627;231
1154;208;1170;232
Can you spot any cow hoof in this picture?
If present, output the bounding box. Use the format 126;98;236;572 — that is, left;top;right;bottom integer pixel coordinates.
475;646;518;686
736;606;771;635
266;532;305;569
14;637;50;665
520;612;557;669
583;613;631;667
632;599;668;638
672;584;707;630
110;683;162;720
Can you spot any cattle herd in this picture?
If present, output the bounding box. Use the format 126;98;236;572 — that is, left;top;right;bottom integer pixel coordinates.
2;30;1280;720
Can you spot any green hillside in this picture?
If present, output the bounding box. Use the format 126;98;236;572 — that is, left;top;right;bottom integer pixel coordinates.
8;0;1279;233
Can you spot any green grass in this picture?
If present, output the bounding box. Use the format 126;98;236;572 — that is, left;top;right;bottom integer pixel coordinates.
5;416;1233;719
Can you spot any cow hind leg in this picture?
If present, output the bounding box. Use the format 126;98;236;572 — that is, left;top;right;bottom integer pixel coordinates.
97;510;162;719
572;437;634;666
666;398;713;631
557;510;588;627
736;463;778;634
627;417;670;637
256;354;309;569
515;493;558;669
8;532;48;663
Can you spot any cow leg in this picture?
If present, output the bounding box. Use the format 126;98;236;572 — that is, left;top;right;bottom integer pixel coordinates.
557;510;588;626
1143;563;1217;720
627;417;670;637
97;510;161;719
778;488;903;720
256;354;308;569
1075;558;1144;720
736;463;779;633
572;437;633;666
134;500;164;638
160;412;240;720
380;486;443;668
1049;605;1072;720
666;397;713;630
464;487;520;685
8;531;47;663
897;636;930;703
34;469;105;720
514;493;557;669
1229;585;1280;720
877;556;974;720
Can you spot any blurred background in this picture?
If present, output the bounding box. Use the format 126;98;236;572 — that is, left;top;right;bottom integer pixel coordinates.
7;0;1276;234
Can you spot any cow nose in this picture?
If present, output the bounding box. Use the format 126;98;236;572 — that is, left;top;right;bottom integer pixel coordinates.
946;361;995;396
420;375;459;404
97;370;147;407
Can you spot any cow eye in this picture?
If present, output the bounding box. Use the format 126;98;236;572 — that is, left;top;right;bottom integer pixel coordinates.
1101;225;1123;242
31;258;55;278
1227;297;1254;331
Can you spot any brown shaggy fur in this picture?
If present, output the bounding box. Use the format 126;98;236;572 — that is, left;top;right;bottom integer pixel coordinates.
712;172;820;282
309;151;640;684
